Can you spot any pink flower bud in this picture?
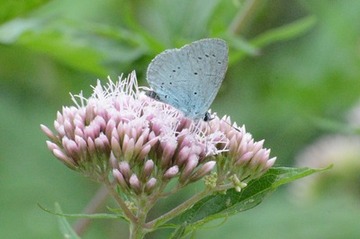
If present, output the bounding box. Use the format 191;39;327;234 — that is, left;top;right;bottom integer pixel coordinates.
164;166;179;179
53;149;77;169
113;169;128;190
94;115;107;131
74;127;84;138
64;120;74;138
46;140;59;151
75;135;87;152
87;137;96;154
63;138;79;159
111;136;122;158
235;151;254;166
145;178;157;194
40;124;58;142
138;144;151;160
265;157;276;170
119;161;131;179
110;152;118;168
105;119;116;139
190;161;216;182
56;111;64;123
177;146;191;166
129;174;141;194
123;137;135;161
143;160;154;178
180;154;199;183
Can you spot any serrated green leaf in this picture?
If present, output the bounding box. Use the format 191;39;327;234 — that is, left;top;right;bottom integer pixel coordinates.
54;203;82;239
168;166;328;233
252;16;317;47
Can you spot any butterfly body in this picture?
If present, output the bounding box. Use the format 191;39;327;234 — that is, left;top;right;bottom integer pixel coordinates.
146;38;228;120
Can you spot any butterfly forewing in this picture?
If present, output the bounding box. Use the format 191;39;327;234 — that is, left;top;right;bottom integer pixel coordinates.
146;38;228;119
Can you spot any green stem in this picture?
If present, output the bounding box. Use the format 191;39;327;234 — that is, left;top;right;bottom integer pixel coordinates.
104;180;138;224
228;0;262;35
129;221;146;239
146;189;210;228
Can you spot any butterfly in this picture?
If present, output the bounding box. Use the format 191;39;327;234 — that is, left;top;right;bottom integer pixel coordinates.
146;38;228;121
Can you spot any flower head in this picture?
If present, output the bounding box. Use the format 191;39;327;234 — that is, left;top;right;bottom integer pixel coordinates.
41;72;275;195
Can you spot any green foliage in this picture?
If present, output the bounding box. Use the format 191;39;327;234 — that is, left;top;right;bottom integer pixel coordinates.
166;167;325;237
0;0;50;24
39;203;123;220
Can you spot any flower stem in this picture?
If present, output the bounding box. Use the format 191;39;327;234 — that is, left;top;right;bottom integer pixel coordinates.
146;189;210;228
129;222;146;239
104;180;138;224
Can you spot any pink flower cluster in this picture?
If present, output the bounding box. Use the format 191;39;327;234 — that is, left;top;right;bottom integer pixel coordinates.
41;72;276;194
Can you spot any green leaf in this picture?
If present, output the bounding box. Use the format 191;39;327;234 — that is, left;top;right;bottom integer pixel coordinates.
54;203;81;239
168;166;328;235
221;16;317;65
0;0;50;24
225;35;260;65
136;0;222;43
169;224;187;239
309;116;360;134
38;203;125;220
251;16;317;48
0;17;149;76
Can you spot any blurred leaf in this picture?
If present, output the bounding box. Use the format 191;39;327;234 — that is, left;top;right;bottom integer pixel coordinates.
0;17;149;75
226;35;260;65
222;16;317;65
0;0;51;24
310;116;360;134
167;166;327;236
54;203;81;239
252;15;317;47
137;0;223;45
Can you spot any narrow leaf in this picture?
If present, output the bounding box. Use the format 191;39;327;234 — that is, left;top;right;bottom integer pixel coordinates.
169;224;187;239
252;16;317;47
38;203;125;220
54;203;81;239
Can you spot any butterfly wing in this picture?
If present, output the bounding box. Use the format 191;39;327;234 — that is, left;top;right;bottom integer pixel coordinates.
146;38;228;119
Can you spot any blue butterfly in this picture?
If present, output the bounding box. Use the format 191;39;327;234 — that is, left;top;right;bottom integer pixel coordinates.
146;38;228;121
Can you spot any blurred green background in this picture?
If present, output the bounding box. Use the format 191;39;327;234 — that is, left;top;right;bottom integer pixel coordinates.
1;0;360;238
